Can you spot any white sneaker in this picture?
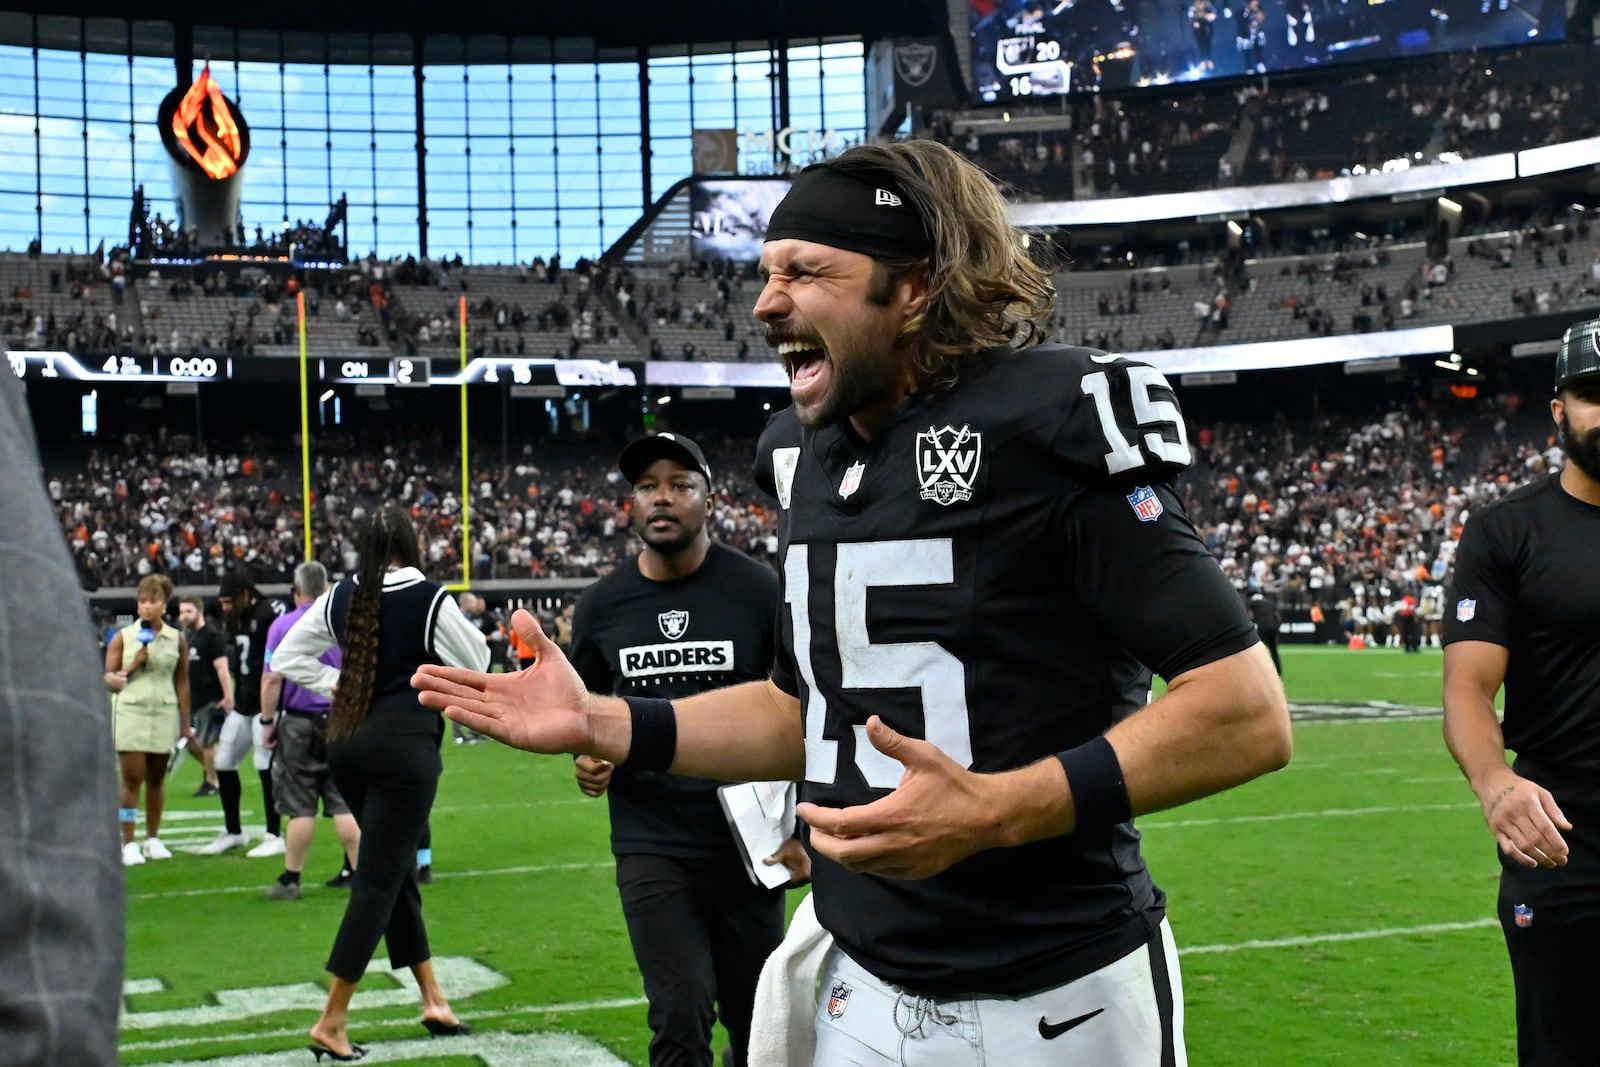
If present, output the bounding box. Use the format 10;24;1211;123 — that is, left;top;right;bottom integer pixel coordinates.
246;833;287;858
122;841;146;866
198;831;250;855
143;837;173;860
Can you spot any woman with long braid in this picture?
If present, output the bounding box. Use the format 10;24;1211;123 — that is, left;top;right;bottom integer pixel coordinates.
273;504;489;1061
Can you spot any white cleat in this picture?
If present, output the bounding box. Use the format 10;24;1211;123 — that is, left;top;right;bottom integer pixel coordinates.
246;833;287;858
197;831;250;855
122;841;146;866
143;837;173;860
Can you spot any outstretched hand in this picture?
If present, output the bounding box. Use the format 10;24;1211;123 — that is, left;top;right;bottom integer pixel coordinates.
412;609;593;755
797;716;1008;880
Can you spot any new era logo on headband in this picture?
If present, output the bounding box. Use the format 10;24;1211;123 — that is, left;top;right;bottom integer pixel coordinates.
874;188;903;207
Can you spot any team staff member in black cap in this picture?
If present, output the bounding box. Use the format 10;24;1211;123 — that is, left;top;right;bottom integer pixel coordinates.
1444;316;1600;1067
199;571;285;856
568;432;808;1067
416;141;1290;1065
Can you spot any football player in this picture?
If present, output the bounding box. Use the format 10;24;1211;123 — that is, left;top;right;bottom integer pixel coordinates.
415;139;1290;1066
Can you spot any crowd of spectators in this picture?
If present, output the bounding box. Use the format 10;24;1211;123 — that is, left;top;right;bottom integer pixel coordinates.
379;252;638;359
5;249;138;352
129;186;346;261
45;426;781;593
929;41;1594;203
1190;391;1557;643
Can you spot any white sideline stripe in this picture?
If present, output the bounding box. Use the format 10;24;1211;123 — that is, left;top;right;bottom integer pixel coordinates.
1179;918;1499;955
1142;801;1473;829
119;999;649;1053
126;860;614;901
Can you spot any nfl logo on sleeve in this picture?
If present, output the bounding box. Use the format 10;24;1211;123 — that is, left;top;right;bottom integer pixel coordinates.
1456;599;1476;623
1126;486;1163;522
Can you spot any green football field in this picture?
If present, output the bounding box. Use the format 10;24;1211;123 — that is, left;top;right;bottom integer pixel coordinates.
120;645;1519;1066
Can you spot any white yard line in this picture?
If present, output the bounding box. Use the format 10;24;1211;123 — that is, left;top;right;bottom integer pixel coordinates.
120;998;650;1053
1141;801;1474;829
125;860;614;901
1179;918;1499;955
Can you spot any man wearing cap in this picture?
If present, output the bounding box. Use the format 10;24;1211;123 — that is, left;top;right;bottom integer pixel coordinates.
200;570;286;856
415;141;1289;1065
1444;316;1600;1067
565;432;807;1067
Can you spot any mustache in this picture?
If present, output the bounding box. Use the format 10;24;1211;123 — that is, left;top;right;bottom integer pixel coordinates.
764;324;823;349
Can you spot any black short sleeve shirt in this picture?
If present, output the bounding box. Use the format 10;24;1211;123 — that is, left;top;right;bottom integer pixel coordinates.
1444;476;1600;775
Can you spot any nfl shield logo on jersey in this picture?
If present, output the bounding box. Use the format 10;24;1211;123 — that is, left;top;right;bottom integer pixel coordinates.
839;460;866;499
826;981;852;1019
1456;599;1476;623
1513;903;1534;929
1126;485;1163;522
916;424;982;505
658;610;689;640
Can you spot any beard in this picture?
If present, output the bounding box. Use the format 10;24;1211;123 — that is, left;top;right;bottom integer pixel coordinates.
795;344;906;430
1559;410;1600;484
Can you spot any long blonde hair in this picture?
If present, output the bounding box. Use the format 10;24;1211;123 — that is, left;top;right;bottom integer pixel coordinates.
821;141;1057;393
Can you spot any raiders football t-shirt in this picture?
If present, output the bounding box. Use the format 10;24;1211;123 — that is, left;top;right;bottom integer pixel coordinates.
570;541;779;859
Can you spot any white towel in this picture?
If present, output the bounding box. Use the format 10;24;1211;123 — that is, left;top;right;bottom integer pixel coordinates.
748;892;833;1067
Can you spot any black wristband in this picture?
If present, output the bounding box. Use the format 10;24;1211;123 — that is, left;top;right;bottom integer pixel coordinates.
1056;735;1132;831
623;696;677;772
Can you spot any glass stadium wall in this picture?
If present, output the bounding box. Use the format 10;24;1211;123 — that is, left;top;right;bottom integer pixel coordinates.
0;14;865;263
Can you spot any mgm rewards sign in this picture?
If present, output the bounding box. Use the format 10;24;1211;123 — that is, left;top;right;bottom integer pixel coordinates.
156;63;251;250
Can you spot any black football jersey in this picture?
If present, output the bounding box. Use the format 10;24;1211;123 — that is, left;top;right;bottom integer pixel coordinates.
754;344;1259;996
1444;475;1600;777
229;597;285;716
570;542;780;859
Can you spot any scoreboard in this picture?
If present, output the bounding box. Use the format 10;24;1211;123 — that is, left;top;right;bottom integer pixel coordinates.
8;351;232;383
7;350;636;390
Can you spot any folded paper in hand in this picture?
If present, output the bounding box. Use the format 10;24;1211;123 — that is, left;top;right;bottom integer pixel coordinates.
717;780;797;889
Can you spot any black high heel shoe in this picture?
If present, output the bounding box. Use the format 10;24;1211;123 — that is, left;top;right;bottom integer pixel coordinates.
308;1041;367;1062
421;1017;472;1037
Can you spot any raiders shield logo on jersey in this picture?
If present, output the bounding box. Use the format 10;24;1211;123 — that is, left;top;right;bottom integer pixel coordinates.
658;610;689;640
916;424;982;506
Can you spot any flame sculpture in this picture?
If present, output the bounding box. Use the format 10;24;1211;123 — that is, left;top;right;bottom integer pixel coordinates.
170;65;244;180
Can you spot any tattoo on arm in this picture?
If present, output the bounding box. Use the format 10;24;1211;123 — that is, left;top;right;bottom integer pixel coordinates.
1488;783;1516;817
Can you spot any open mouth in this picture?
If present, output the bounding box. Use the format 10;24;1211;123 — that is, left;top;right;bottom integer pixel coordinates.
778;339;827;385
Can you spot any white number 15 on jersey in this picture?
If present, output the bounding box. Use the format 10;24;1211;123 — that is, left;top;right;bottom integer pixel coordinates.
784;540;973;790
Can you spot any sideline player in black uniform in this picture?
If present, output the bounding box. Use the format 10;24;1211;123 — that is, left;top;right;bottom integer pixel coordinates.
415;140;1290;1065
200;571;285;856
1443;316;1600;1067
569;432;808;1067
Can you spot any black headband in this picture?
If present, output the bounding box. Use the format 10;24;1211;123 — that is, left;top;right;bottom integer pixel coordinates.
765;165;930;260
